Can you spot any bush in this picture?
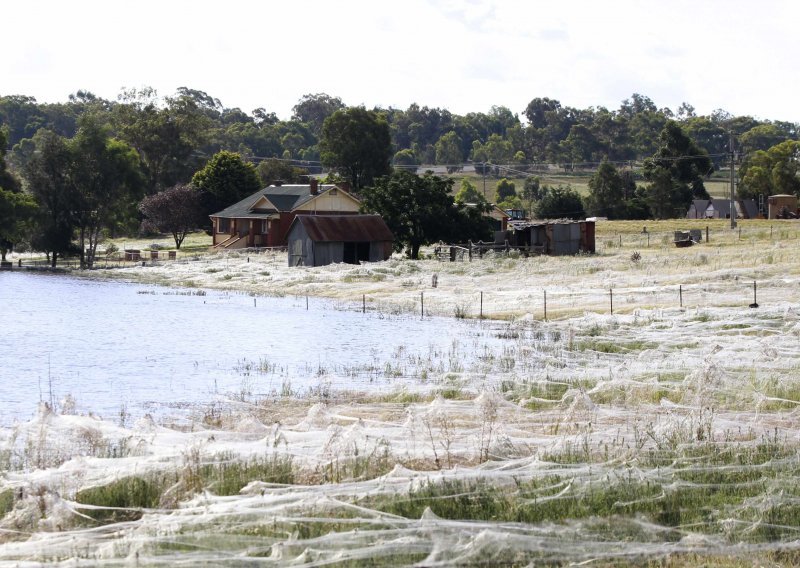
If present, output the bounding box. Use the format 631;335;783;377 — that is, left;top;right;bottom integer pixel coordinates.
534;185;585;219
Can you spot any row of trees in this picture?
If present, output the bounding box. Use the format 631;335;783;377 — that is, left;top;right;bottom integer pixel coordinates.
3;90;798;183
0;101;475;263
2;88;799;264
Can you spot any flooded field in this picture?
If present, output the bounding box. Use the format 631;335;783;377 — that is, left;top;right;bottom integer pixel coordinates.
3;222;800;565
0;272;505;424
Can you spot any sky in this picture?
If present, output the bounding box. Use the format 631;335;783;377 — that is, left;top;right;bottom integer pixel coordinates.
5;0;799;123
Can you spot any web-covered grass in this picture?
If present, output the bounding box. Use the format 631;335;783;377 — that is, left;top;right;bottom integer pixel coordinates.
3;220;800;565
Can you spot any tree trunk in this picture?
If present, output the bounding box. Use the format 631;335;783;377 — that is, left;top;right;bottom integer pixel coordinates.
410;243;420;260
79;226;86;269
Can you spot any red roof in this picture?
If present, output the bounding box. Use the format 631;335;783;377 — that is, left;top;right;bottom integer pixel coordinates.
290;215;394;242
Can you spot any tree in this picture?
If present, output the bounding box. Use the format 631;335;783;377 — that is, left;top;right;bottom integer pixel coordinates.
495;178;516;202
393;149;418;167
534;186;585;220
455;178;485;204
68;117;145;268
359;170;491;259
563;124;600;164
684;116;728;167
192;151;261;221
139;184;203;249
739;124;790;155
739;140;800;200
0;131;36;261
484;134;513;164
292;93;345;136
112;87;209;194
434;131;463;172
23;129;77;266
0;130;20;194
643;121;713;208
586;160;625;219
320;107;392;192
0;188;36;262
645;166;691;219
523;97;562;129
255;158;308;186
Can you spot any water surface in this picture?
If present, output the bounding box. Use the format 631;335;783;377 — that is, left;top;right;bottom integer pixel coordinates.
0;272;501;424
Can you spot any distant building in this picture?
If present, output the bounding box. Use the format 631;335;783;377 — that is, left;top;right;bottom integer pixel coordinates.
287;215;394;267
210;180;361;249
767;194;798;219
463;203;511;231
686;198;759;220
502;219;596;255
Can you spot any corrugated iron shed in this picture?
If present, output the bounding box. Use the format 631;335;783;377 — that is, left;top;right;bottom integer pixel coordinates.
505;219;595;255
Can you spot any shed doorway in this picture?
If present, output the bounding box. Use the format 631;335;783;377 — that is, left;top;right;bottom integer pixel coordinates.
343;242;370;264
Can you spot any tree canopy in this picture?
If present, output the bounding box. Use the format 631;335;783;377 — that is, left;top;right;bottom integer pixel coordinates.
68;117;145;267
319;107;392;192
0;131;35;261
738;140;800;200
3;85;800;260
359;170;491;259
23;129;76;266
139;184;204;249
534;186;585;220
191;150;261;222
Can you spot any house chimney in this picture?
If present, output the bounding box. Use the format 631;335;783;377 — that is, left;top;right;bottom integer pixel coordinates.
310;178;319;195
338;181;351;193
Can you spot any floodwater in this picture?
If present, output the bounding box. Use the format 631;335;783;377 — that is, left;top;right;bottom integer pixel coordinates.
0;271;502;424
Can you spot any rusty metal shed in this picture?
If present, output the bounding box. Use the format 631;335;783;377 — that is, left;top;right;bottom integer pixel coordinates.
287;215;394;266
503;219;595;255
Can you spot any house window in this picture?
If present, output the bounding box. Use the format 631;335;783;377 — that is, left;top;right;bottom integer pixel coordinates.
218;218;230;233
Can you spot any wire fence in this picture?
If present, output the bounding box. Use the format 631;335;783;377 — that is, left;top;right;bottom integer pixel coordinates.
6;225;798;321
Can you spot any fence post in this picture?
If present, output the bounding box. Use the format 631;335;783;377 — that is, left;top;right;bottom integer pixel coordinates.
706;226;709;243
421;291;424;319
750;281;758;308
679;285;683;308
480;291;484;319
544;290;547;322
306;296;308;310
363;294;366;314
610;288;613;315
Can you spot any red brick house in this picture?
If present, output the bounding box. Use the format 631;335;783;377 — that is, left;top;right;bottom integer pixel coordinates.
209;180;361;248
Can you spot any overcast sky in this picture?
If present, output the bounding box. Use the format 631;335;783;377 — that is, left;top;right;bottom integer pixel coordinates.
5;0;798;122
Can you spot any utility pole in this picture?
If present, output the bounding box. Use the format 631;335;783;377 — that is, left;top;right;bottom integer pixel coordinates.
482;162;487;199
730;133;737;230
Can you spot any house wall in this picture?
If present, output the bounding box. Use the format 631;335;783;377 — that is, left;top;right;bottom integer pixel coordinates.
294;191;361;213
212;217;270;248
211;217;233;246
